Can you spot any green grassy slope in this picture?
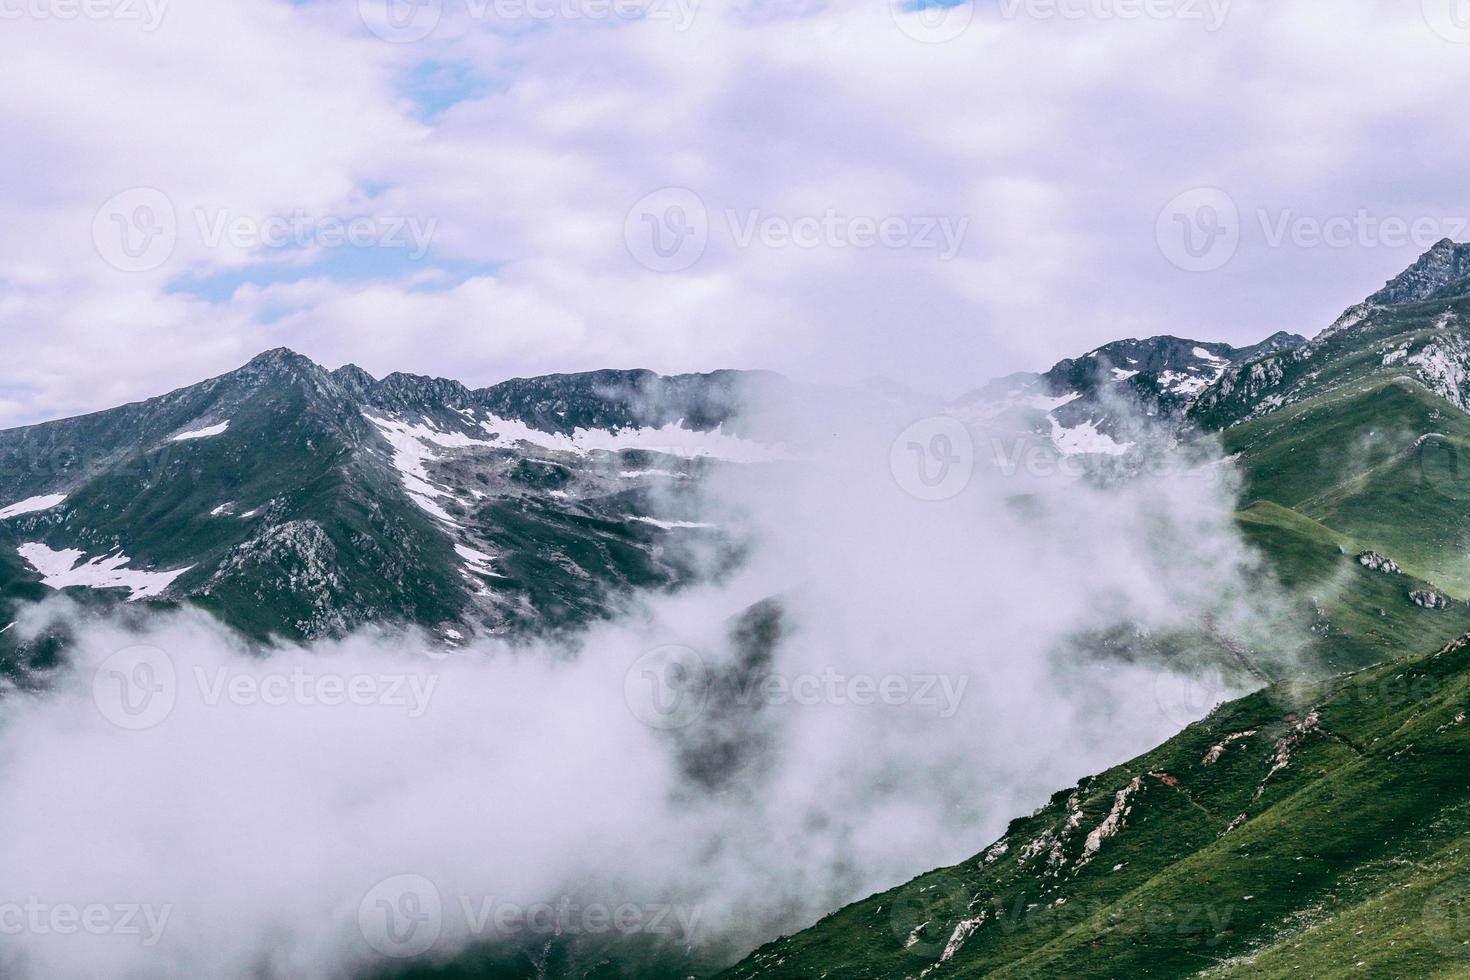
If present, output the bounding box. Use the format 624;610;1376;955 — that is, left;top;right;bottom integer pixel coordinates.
1234;500;1470;671
1224;378;1470;597
718;632;1470;980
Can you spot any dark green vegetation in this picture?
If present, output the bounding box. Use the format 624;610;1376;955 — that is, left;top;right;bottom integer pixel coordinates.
719;631;1470;979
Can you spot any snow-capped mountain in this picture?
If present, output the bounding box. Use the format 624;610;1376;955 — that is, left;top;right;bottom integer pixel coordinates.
0;350;785;649
960;331;1305;455
7;239;1470;669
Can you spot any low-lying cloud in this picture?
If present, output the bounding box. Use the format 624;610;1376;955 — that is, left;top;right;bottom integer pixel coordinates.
0;391;1299;979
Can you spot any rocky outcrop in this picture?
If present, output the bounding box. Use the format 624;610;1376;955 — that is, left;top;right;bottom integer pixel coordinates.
1358;551;1402;575
1367;239;1470;306
1412;590;1451;610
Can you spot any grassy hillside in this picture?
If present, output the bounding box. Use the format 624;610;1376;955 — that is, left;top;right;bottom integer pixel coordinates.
1224;378;1470;597
719;631;1470;979
1233;500;1470;671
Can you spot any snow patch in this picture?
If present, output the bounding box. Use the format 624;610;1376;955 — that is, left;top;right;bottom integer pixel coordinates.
0;494;67;520
478;416;783;461
1049;417;1131;456
171;421;230;442
17;543;192;601
629;517;717;530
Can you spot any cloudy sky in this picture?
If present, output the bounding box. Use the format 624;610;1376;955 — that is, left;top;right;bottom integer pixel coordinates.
3;0;1470;427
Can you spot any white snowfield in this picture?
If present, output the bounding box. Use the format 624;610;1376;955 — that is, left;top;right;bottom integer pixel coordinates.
0;494;68;520
1049;416;1131;456
17;543;193;601
366;411;784;526
171;421;231;442
476;413;783;461
364;415;472;526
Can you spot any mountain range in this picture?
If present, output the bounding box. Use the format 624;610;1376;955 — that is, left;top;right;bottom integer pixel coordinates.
0;353;787;676
8;241;1470;977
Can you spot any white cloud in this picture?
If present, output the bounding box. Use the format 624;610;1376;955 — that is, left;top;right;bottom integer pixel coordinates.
5;0;1470;423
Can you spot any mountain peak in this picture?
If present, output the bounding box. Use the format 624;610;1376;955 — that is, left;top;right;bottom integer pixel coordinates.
246;347;316;368
330;363;378;398
1367;239;1470;306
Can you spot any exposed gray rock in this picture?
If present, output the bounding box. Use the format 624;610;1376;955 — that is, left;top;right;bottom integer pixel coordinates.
1358;551;1402;575
1368;239;1470;306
